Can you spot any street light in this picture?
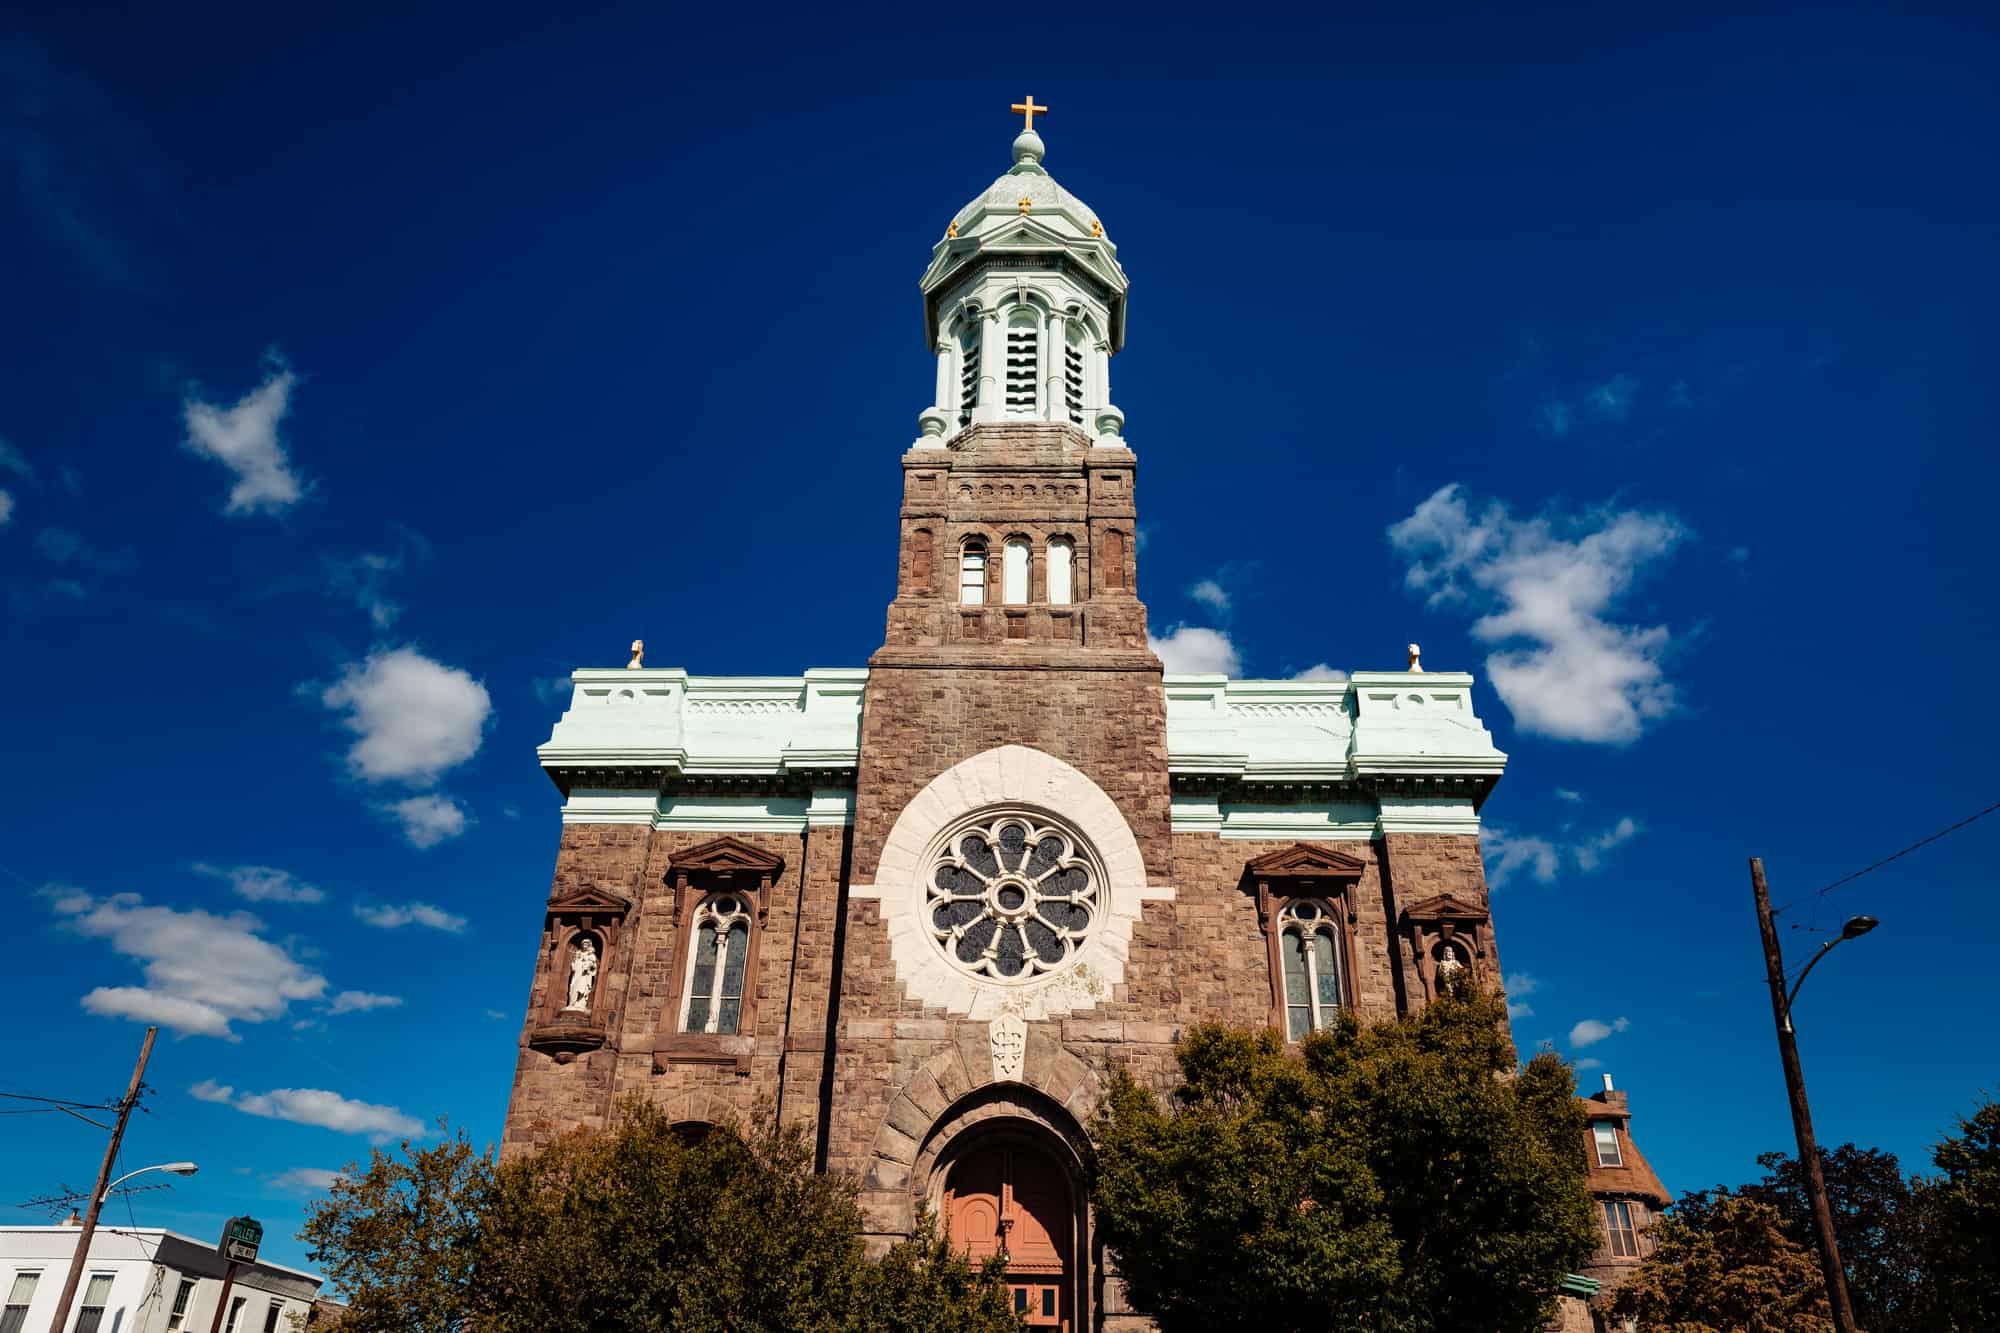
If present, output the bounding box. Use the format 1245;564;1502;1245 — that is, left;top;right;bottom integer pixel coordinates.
99;1161;199;1205
1751;862;1877;1333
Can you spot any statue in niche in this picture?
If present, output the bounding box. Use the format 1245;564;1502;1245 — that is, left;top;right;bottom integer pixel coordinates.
1434;942;1466;989
563;937;599;1012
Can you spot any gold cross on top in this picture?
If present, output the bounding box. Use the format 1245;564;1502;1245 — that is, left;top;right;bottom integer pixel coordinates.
1010;95;1048;131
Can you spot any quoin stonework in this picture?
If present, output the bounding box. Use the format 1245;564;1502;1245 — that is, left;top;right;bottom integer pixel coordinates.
502;106;1659;1332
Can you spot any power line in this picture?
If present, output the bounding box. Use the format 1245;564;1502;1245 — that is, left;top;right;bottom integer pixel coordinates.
0;1089;118;1111
1777;796;2000;916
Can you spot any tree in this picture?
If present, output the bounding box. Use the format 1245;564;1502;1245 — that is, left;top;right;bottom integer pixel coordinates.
298;1122;492;1333
1604;1192;1834;1332
1089;989;1601;1333
1920;1098;2000;1330
302;1101;1020;1333
1734;1143;1928;1331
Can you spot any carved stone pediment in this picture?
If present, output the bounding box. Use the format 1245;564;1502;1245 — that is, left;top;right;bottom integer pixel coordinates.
1244;842;1368;879
544;886;632;919
667;836;785;883
1400;893;1489;925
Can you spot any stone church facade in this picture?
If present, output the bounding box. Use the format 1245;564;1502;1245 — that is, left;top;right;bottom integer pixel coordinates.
503;113;1625;1331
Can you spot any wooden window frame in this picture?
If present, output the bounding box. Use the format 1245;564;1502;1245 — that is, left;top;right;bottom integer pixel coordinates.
1593;1121;1624;1167
1243;843;1368;1039
653;836;784;1075
1603;1198;1639;1258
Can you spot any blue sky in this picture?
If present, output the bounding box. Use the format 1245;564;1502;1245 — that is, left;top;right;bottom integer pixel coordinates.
4;0;1996;1271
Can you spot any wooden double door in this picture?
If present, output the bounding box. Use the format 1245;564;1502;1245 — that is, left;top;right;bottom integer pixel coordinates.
943;1143;1075;1331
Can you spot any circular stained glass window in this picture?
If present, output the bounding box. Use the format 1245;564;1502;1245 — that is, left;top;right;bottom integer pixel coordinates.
926;811;1102;982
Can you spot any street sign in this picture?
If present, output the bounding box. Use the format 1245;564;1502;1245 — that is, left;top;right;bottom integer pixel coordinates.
218;1216;263;1265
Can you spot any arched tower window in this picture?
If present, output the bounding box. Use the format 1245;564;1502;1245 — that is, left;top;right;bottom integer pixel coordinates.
1279;900;1345;1039
1002;537;1030;604
959;540;988;606
1004;307;1040;417
681;893;752;1035
957;318;981;428
1046;537;1074;605
1063;322;1086;425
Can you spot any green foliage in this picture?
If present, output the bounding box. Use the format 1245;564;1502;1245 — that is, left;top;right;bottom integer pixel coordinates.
298;1121;492;1333
855;1208;1024;1333
1920;1098;2000;1330
1603;1192;1834;1333
1089;989;1600;1333
299;1100;1019;1333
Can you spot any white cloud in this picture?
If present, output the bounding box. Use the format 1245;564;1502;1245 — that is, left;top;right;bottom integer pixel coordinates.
1149;625;1241;675
0;440;33;480
353;901;467;933
1555;788;1584;803
1572;816;1639;872
319;647;492;786
270;1167;346;1194
382;794;468;848
1537;374;1640;439
1291;663;1348;682
323;551;404;628
1574;1057;1604;1071
0;491;12;526
181;364;306;514
1503;971;1538;1021
1388;484;1686;743
191;1082;424;1143
193;863;324;905
51;890;328;1041
1484;817;1642;889
483;1008;508;1021
1188;579;1231;614
327;990;402;1015
1569;1016;1630;1049
1507;1000;1534;1021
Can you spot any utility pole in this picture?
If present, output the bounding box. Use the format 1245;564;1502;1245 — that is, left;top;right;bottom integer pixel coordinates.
46;1026;157;1333
1751;858;1858;1333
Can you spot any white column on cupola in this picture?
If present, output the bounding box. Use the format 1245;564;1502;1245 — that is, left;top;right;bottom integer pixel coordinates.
1044;308;1064;422
934;339;954;413
915;337;954;448
975;307;1003;424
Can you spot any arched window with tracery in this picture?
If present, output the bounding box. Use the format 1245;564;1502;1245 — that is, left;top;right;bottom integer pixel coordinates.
680;893;751;1035
960;540;988;605
1279;900;1345;1039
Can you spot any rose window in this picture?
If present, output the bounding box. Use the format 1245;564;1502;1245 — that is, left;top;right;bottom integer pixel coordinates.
927;812;1101;981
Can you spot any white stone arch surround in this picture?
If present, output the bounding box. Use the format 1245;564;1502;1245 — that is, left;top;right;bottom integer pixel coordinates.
853;744;1172;1020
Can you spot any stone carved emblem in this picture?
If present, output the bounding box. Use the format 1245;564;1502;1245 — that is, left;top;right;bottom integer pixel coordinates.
989;1009;1027;1081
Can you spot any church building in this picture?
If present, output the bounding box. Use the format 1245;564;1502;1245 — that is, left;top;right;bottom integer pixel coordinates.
503;104;1628;1331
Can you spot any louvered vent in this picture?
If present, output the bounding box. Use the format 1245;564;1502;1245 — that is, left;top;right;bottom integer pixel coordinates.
958;341;980;428
1005;326;1038;415
1064;344;1084;424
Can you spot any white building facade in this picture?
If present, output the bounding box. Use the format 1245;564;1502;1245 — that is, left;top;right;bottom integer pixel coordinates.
0;1227;323;1333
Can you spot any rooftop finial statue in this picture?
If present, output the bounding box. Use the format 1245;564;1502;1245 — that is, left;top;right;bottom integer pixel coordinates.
627;639;644;669
1407;643;1423;672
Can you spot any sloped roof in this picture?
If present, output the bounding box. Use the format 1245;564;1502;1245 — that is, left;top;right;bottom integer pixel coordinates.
1578;1097;1670;1205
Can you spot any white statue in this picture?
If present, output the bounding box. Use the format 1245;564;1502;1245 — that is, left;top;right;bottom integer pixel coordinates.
1434;943;1465;988
563;938;599;1011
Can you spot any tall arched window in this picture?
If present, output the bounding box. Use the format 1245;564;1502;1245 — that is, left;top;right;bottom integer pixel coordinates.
959;541;988;605
1002;537;1030;604
1279;900;1345;1039
681;893;752;1035
1046;537;1074;605
1004;307;1040;417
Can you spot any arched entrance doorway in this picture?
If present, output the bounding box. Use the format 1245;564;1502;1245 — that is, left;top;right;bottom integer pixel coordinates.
942;1140;1078;1330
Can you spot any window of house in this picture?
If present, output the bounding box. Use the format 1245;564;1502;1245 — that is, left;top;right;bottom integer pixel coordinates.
1593;1122;1623;1167
74;1274;115;1333
1004;309;1039;416
960;543;987;605
957;321;981;427
1002;538;1030;604
222;1295;248;1333
260;1300;282;1333
1279;900;1345;1039
1604;1199;1639;1258
680;893;752;1035
1;1272;40;1333
1046;538;1074;605
166;1278;198;1331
